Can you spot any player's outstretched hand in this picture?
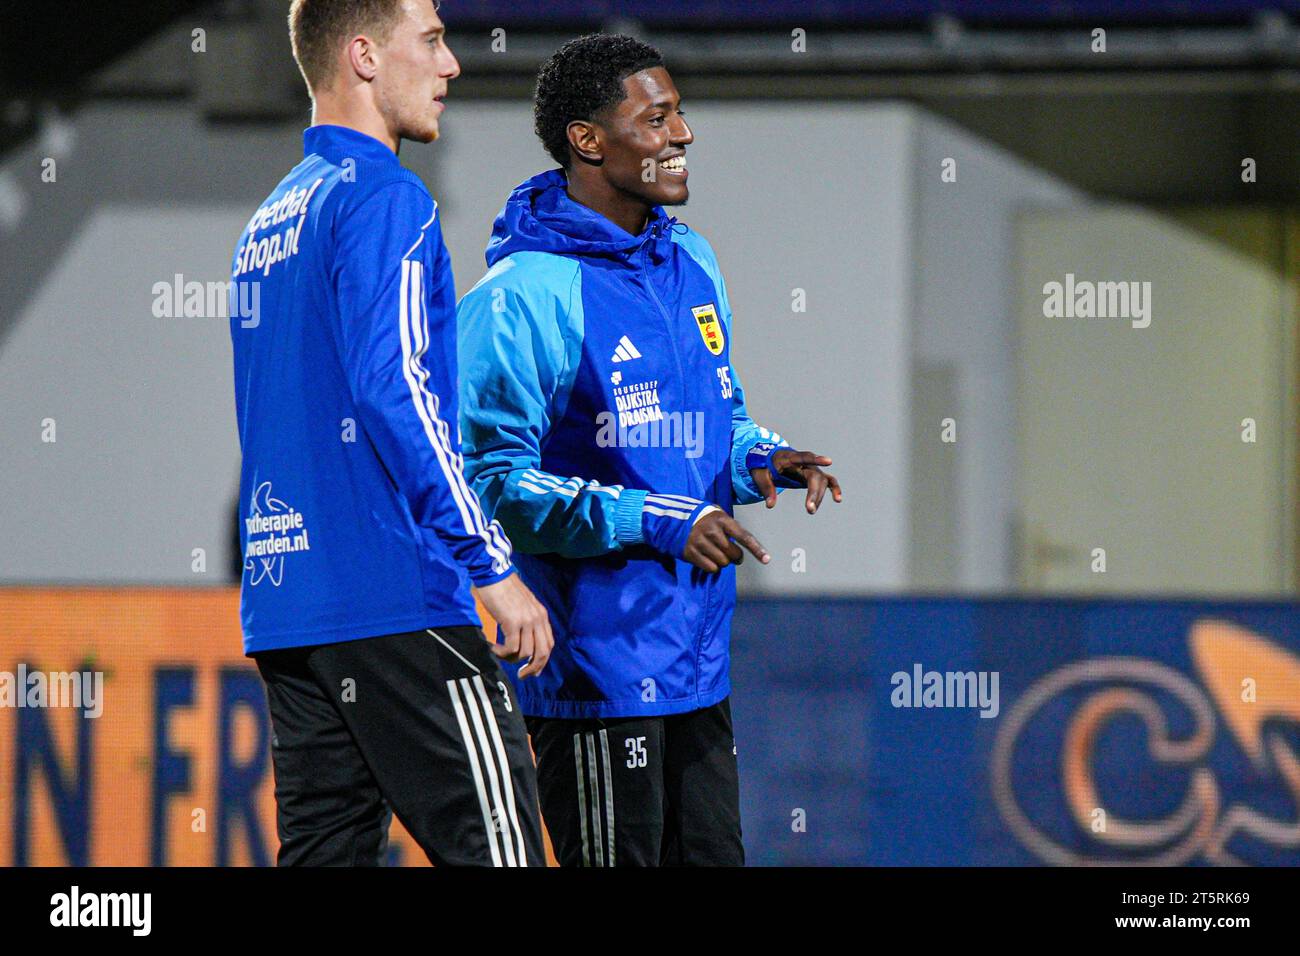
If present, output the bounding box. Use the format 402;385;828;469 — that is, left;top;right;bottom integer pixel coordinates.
683;510;770;574
475;573;554;678
751;449;844;514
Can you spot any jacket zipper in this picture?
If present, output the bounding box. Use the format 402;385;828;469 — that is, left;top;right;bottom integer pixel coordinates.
641;239;712;702
641;241;706;496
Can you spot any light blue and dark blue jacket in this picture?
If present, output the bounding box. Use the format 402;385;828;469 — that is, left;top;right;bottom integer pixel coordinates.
230;125;514;654
457;169;790;718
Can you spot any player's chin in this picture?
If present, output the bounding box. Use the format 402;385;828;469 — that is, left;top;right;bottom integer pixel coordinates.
654;181;690;207
404;119;440;144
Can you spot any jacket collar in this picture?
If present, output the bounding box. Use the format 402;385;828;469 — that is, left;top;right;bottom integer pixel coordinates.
303;125;400;167
486;168;681;268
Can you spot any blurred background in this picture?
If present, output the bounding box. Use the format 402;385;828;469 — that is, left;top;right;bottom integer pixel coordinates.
2;0;1300;865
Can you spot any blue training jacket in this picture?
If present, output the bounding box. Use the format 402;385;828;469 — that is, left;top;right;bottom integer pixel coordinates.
457;169;789;718
230;125;515;654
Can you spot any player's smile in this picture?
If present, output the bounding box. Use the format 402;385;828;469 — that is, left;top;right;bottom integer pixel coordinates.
657;151;687;178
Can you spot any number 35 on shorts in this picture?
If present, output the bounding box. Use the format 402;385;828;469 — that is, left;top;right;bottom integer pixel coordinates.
625;735;647;768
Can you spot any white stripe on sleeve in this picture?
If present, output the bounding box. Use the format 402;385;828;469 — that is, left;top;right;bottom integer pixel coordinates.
398;258;512;573
643;505;695;520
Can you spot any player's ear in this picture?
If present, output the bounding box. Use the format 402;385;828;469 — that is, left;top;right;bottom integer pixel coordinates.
567;120;603;165
346;34;380;83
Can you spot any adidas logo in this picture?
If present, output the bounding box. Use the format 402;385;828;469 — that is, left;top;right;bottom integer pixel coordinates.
611;335;642;363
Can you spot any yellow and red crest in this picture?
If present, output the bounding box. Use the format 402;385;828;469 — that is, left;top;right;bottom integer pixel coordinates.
692;303;725;356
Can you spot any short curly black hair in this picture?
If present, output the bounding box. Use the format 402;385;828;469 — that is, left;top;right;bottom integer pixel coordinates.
534;34;666;168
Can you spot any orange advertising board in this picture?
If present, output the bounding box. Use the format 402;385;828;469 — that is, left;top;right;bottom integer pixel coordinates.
0;587;552;866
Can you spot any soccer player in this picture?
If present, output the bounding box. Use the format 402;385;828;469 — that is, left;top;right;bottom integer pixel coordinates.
457;34;843;866
228;0;552;866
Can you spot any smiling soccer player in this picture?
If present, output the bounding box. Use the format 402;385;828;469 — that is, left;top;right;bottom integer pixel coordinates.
457;33;844;866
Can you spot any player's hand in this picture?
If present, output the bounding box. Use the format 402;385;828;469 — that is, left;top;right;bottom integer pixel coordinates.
474;573;553;678
750;449;843;514
683;510;770;573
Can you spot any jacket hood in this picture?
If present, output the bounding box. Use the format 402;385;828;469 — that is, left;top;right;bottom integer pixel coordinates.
485;168;680;268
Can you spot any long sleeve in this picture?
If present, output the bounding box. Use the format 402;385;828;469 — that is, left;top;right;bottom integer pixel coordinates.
729;362;793;506
457;273;682;559
333;180;515;586
460;273;712;561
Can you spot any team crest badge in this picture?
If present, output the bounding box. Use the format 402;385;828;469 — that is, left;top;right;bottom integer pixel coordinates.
692;304;724;356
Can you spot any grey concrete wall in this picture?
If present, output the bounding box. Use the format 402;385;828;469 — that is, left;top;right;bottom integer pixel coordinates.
908;111;1084;592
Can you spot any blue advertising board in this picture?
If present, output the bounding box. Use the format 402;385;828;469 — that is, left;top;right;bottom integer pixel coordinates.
731;597;1300;866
